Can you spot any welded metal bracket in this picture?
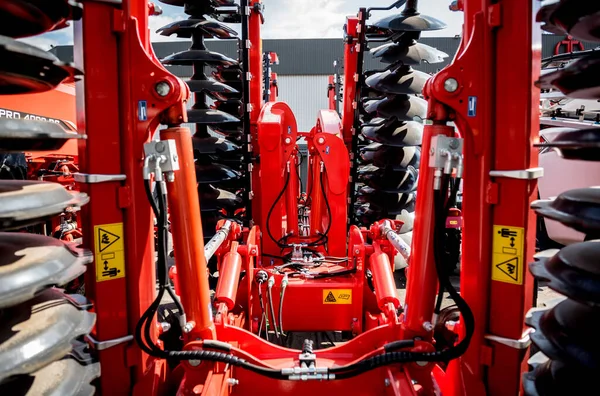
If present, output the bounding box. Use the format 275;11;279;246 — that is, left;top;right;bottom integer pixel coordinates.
74;173;126;184
86;334;134;351
489;167;544;180
484;328;533;350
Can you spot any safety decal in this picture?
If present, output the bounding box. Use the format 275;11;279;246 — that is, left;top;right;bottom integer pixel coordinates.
491;225;524;285
94;223;126;282
323;289;352;304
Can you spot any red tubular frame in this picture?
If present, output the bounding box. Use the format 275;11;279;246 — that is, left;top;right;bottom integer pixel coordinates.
161;127;214;339
340;16;359;149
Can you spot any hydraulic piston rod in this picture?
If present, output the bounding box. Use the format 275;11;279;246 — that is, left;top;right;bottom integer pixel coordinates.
204;220;233;261
381;221;411;262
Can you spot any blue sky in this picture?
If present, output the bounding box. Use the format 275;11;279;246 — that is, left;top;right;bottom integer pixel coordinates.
21;0;464;50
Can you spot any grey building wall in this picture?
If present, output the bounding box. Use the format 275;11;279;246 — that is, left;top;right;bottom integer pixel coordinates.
51;34;598;78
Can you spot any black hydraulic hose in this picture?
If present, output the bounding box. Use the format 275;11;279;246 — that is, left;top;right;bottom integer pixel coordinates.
267;283;280;339
307;169;332;247
433;175;450;315
266;168;291;249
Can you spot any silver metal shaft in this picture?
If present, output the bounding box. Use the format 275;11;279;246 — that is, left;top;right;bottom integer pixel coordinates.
204;220;232;261
382;221;411;261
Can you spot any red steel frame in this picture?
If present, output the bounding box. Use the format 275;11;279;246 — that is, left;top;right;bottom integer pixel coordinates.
73;0;541;393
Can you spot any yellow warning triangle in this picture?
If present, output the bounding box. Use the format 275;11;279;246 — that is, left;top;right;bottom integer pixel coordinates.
98;228;121;252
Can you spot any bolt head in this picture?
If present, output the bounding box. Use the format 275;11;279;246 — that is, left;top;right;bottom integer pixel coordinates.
155;81;171;97
354;248;360;255
189;359;201;367
285;137;291;144
444;78;459;93
155;141;166;152
449;138;460;149
384;378;391;387
317;137;325;144
250;248;257;255
423;321;434;332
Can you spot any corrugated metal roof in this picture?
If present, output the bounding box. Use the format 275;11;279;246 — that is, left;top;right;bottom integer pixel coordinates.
51;34;598;77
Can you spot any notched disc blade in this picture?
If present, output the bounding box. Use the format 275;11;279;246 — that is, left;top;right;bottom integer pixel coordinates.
532;187;600;235
0;118;84;152
363;94;427;121
362;118;423;146
0;0;82;39
372;12;447;32
187;108;240;124
537;1;600;42
0;354;100;396
161;50;238;67
357;186;416;213
0;288;95;383
199;184;243;211
358;165;418;193
0;232;92;309
536;52;600;99
527;298;600;370
185;79;239;101
0;180;89;230
195;163;240;184
360;145;421;169
365;64;430;95
529;240;600;306
157;19;237;39
0;36;81;94
535;128;600;161
192;136;240;156
371;41;449;65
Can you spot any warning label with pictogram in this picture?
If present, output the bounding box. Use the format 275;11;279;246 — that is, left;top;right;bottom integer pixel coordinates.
94;223;125;282
492;225;524;285
323;289;352;304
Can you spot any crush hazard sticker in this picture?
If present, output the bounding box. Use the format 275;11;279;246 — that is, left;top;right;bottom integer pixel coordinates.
323;289;352;304
94;223;125;282
492;225;524;285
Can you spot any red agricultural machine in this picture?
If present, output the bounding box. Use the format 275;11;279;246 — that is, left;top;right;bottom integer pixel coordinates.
0;0;599;395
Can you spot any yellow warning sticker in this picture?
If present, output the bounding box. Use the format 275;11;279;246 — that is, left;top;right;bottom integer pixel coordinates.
94;223;125;282
323;289;352;304
492;225;524;285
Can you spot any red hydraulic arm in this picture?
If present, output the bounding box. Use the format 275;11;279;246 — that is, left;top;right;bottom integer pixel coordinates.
74;0;189;393
408;0;542;394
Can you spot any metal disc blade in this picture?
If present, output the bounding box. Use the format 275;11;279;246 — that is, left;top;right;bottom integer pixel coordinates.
0;354;100;396
366;65;430;95
212;99;242;117
212;67;242;82
527;298;600;369
357;186;416;213
0;35;81;95
362;119;423;146
161;50;238;67
209;124;244;137
0;118;84;152
360;145;421;169
0;180;89;230
535;128;600;161
0;289;95;383
199;184;243;211
532;187;600;235
363;94;428;121
0;0;82;39
371;41;449;65
187;108;240;124
185;79;239;100
160;0;235;6
536;52;600;99
358;165;418;193
195;163;240;184
157;19;237;39
372;12;447;32
0;233;91;309
192;136;240;155
537;1;600;41
523;357;593;396
529;241;600;306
